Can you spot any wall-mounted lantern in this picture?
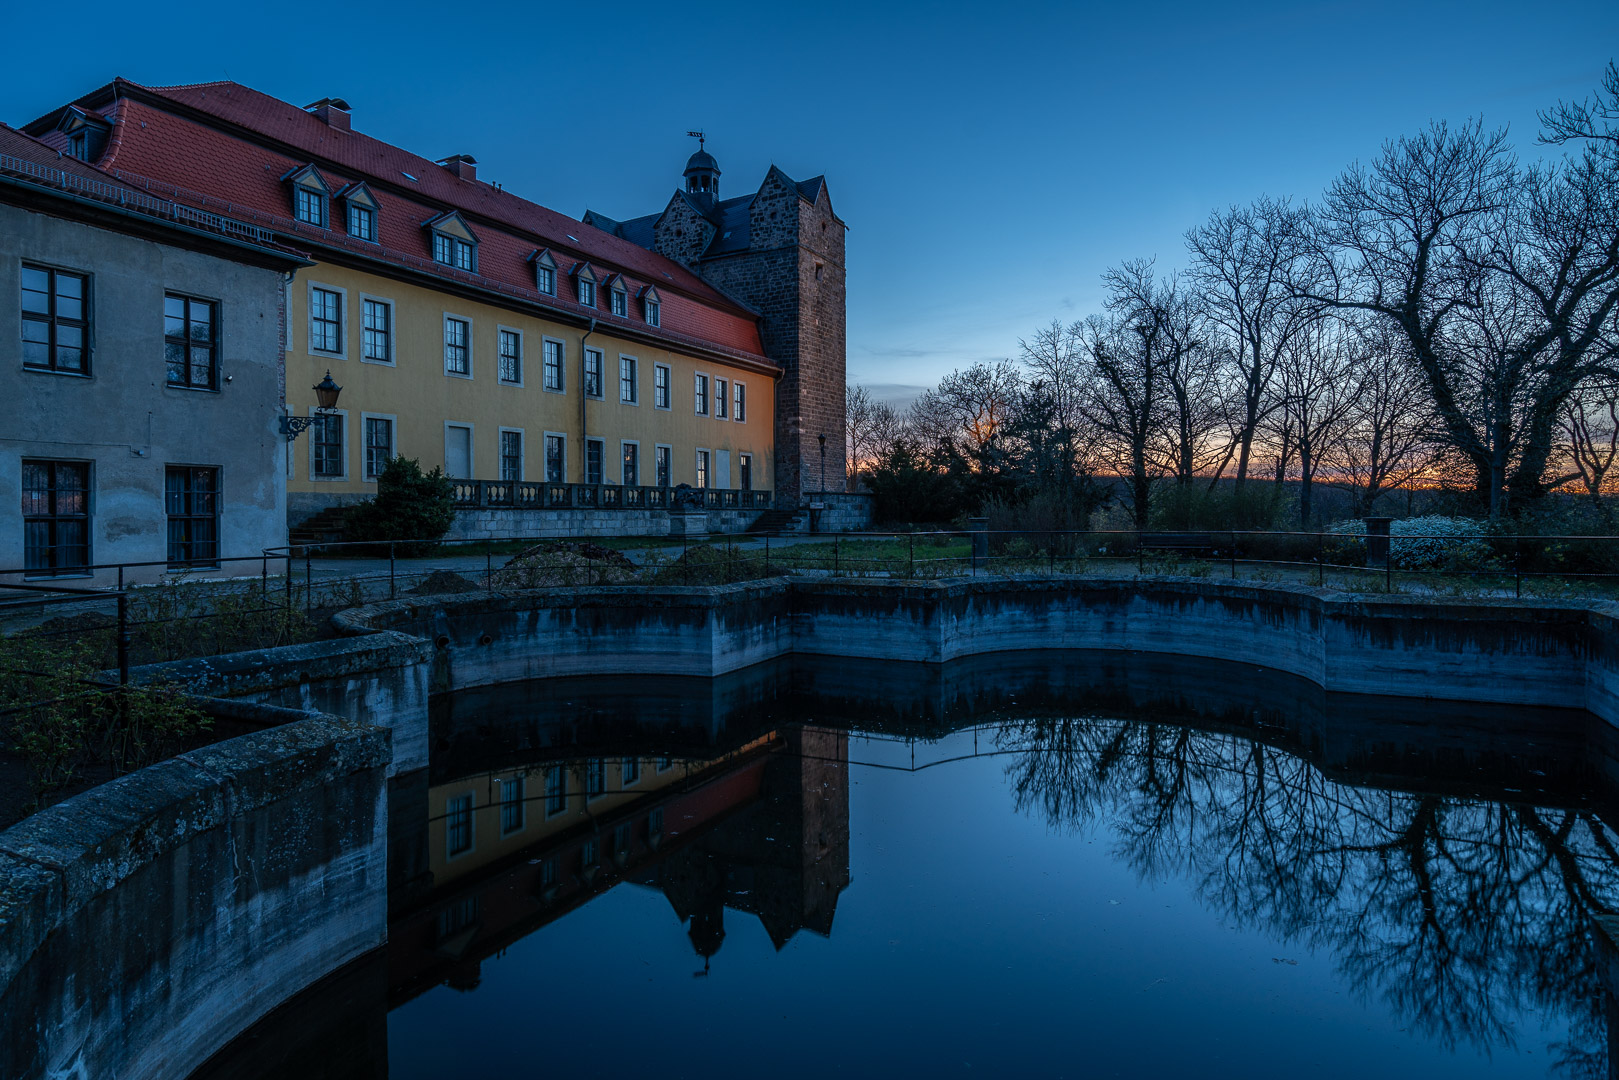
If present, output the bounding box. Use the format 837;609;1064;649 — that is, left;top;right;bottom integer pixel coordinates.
278;371;343;441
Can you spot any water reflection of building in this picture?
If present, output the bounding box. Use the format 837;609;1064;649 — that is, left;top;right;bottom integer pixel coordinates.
390;723;850;1001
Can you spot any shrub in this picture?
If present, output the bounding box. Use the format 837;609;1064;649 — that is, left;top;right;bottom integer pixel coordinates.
345;456;456;555
1327;516;1496;571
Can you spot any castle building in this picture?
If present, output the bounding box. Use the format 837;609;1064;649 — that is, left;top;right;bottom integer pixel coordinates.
14;79;848;543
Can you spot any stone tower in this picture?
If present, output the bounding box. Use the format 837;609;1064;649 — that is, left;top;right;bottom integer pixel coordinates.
585;147;847;504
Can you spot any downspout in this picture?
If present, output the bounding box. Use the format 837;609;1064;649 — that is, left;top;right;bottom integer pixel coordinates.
579;318;596;484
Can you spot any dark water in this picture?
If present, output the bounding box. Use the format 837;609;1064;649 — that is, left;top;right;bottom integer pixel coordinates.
204;653;1619;1079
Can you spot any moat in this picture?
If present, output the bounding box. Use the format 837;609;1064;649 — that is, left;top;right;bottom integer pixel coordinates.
198;653;1619;1079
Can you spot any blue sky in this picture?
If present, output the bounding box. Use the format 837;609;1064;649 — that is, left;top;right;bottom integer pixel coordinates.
5;1;1616;407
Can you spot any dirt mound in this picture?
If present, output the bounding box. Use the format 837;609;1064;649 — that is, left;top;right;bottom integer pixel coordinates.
407;570;481;595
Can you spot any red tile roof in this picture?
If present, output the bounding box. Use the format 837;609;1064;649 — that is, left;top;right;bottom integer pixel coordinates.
28;79;769;364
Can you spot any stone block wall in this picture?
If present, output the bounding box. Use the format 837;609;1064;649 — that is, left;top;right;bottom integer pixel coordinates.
445;506;765;540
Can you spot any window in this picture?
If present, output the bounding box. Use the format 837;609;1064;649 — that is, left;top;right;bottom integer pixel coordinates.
694;373;709;416
545;434;566;483
654;364;671;409
164;466;219;567
163;293;217;390
312;413;345;478
500;429;523;481
309;286;343;355
361;299;392;363
498;329;522;384
645;298;660;327
585;439;604;485
734;381;747;423
740;453;753;491
500;777;525;835
22;460;89;575
545;766;567;816
21;265;88;374
622;757;641;786
620;356;638;403
433;233;475;271
586;758;606;799
621;442;639;486
610;288;627;317
445;793;473;857
540;858;557;887
347;203;376;241
364;416;394;480
543;339;564;392
67;131;88;161
655;445;671;487
696;449;710;489
580;838;599;869
294;186;325;227
715;378;728;420
648;807;665;838
578;279;596;308
536;264;555;295
584;348;603;398
444;316;470;377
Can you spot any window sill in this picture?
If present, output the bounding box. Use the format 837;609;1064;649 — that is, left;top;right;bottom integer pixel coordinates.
359;357;396;367
22;367;92;379
310;475;350;483
444;371;473;381
498;379;524;388
23;570;92;581
166;383;221;394
542;386;566;394
308;351;346;361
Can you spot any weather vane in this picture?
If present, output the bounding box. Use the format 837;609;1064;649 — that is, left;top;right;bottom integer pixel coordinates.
686;130;705;151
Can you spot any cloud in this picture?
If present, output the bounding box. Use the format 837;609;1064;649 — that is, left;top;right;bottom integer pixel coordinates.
856;345;935;359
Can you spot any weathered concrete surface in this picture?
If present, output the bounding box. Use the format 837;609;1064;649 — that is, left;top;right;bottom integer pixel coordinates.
339;576;1614;719
128;630;433;774
0;713;391;1080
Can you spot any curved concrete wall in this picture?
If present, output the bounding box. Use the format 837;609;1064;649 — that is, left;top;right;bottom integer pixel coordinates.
341;577;1611;719
0;708;391;1080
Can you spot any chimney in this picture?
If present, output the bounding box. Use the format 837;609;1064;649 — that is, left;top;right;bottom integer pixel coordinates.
437;154;478;182
304;97;352;132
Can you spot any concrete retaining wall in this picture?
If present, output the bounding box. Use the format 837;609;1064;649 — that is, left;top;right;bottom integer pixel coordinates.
340;577;1617;721
0;709;392;1080
127;631;434;774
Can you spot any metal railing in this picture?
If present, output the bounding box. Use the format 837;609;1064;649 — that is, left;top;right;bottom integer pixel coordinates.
0;152;276;245
449;480;773;512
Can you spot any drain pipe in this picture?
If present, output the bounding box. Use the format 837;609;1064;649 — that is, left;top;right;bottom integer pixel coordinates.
579;318;596;483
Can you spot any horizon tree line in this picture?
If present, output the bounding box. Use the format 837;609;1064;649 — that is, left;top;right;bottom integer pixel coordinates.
848;63;1619;527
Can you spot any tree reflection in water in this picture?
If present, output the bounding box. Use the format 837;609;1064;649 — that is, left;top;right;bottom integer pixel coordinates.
997;717;1619;1077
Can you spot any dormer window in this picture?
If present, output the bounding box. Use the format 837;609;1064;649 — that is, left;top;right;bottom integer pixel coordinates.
55;107;111;164
604;275;628;317
640;286;661;327
424;210;479;273
337;182;380;242
529;249;557;296
573;263;598;308
282;164;332;228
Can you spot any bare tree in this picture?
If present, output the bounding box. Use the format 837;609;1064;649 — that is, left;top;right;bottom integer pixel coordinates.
1186;197;1314;487
908;360;1024;463
1274;319;1359;526
1291;119;1517;512
1559;378;1619;523
1324;327;1435;517
846;384;902;484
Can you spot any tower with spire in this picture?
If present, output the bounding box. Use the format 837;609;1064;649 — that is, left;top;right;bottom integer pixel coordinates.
584;139;847;505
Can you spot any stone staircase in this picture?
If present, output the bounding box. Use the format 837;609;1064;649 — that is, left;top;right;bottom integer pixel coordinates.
288;505;349;550
745;505;807;536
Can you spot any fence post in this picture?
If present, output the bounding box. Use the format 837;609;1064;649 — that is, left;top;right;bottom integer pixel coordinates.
305;551;313;614
261;554;268;600
834;535;840;576
1317;532;1323;586
487;547;493;594
284;553;293;621
765;536;771;577
390;542;396;600
1230;532;1237;579
910;534;915;580
116;593;130;687
1515;549;1522;599
970;517;988;576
